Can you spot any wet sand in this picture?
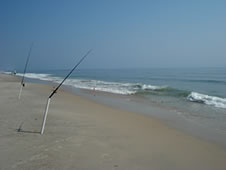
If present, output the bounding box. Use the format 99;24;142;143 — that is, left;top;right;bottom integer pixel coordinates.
0;73;226;170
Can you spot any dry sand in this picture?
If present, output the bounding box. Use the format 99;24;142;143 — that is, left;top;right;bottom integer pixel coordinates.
0;73;226;170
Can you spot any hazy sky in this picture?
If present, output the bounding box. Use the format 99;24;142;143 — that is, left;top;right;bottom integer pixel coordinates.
1;0;225;70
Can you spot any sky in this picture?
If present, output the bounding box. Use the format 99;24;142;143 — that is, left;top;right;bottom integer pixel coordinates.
0;0;225;70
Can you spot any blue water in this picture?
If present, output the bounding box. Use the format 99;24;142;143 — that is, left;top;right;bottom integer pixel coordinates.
23;67;225;93
20;67;226;96
14;67;226;110
16;67;226;114
15;67;226;107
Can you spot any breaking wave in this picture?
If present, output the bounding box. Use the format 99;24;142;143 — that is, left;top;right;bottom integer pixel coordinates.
187;92;226;109
15;72;226;109
15;73;167;95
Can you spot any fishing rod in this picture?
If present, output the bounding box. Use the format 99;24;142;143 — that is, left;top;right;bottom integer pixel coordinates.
40;49;92;134
18;42;34;99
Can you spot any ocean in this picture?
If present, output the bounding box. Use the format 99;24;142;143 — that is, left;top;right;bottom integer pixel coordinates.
12;67;226;147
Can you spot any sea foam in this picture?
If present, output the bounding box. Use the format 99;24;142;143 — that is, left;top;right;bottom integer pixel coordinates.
142;84;167;90
187;92;226;109
16;73;62;82
15;72;226;109
15;73;164;95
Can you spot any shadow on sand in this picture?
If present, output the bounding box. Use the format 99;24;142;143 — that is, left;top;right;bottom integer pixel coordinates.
16;122;41;134
17;129;40;134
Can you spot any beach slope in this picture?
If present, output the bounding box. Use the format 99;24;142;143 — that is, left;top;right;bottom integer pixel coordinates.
0;73;226;170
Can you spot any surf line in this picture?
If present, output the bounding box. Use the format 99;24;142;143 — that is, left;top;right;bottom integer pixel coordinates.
40;49;92;134
18;42;34;99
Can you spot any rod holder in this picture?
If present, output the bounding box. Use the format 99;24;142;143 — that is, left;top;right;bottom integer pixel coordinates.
18;84;23;99
40;98;51;134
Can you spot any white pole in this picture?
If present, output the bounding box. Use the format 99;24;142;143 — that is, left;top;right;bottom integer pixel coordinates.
40;98;51;134
18;84;23;99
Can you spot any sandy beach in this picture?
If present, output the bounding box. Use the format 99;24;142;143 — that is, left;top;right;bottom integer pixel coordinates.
0;73;226;170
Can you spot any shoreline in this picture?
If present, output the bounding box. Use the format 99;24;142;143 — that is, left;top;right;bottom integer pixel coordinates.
1;73;226;169
4;72;226;148
61;79;226;149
